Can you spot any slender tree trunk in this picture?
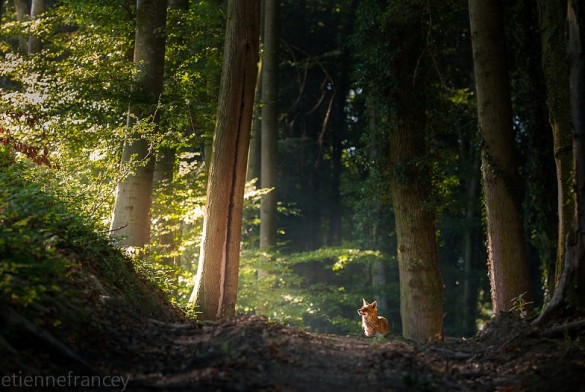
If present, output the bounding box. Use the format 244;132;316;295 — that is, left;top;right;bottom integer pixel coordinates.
246;0;264;185
463;151;480;335
259;0;279;250
152;0;189;269
388;1;444;342
153;147;177;266
110;0;168;249
327;59;350;247
538;0;574;296
366;102;389;312
247;69;262;184
189;0;260;320
13;0;29;53
468;0;533;314
27;0;43;55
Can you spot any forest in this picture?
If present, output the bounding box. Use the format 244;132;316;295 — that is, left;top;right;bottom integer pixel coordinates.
1;0;585;390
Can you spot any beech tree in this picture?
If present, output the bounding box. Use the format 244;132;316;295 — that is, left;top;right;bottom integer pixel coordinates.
110;0;168;248
468;0;533;313
189;0;261;320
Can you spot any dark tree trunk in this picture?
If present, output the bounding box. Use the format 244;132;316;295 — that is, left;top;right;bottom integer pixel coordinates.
537;0;573;298
260;0;279;250
535;0;585;324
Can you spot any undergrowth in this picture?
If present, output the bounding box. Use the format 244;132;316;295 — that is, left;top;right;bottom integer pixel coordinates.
0;148;182;372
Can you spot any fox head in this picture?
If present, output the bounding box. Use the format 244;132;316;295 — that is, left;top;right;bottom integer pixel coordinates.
357;298;378;317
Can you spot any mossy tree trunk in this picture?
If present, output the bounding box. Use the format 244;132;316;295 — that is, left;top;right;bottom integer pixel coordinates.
387;1;444;342
537;0;585;324
537;0;574;297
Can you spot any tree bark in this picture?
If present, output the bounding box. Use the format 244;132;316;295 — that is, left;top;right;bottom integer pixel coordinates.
189;0;260;320
110;0;168;248
462;151;480;335
246;0;264;185
14;0;29;53
527;0;585;326
468;0;533;314
27;0;44;55
259;0;279;250
387;1;444;342
538;0;574;296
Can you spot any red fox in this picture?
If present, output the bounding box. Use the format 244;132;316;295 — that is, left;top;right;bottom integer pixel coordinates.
358;298;389;337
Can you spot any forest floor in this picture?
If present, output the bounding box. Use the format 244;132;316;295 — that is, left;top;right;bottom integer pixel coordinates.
8;308;585;391
94;312;585;391
4;163;585;391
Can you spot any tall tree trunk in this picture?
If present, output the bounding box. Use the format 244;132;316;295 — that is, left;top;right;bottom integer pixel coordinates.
537;0;585;324
189;0;260;320
110;0;168;249
538;0;574;296
462;150;480;335
152;0;189;269
246;0;264;185
13;0;29;53
327;57;350;247
388;1;444;342
259;0;279;250
27;0;43;55
468;0;533;314
247;70;262;184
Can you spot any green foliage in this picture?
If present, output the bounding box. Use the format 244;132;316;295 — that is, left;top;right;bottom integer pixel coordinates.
237;247;393;335
0;148;172;324
0;154;81;307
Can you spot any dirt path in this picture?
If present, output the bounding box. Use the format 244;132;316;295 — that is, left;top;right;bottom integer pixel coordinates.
91;314;585;391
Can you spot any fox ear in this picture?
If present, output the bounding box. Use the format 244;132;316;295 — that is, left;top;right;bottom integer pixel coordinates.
371;301;377;308
362;298;368;306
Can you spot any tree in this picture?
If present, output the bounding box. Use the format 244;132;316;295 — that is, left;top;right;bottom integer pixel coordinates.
110;0;168;248
13;0;29;52
468;0;533;313
151;0;189;269
537;0;585;323
386;1;444;341
27;0;43;55
259;0;279;250
537;0;574;297
189;0;261;320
